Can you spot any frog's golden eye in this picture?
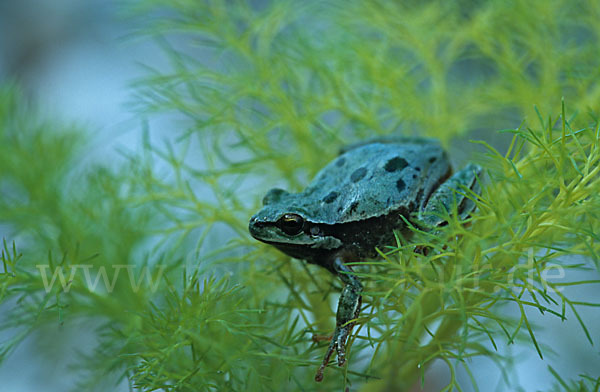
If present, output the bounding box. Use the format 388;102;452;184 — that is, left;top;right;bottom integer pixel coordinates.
278;213;304;235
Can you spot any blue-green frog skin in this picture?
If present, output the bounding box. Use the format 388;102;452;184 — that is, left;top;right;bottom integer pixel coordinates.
248;137;482;382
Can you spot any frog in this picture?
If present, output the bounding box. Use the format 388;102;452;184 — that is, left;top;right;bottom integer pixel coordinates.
248;137;482;382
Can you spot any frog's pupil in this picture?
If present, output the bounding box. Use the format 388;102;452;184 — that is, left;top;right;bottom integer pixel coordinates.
279;213;304;235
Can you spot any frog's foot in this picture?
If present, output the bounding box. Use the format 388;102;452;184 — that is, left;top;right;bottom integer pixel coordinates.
332;316;357;366
418;163;482;228
315;334;336;382
415;243;451;256
311;333;332;343
315;309;361;382
414;244;431;255
315;257;363;382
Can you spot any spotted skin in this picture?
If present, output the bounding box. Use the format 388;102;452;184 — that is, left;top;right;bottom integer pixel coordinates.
248;137;482;382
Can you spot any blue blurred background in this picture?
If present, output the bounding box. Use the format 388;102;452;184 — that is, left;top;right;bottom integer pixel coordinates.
0;1;598;391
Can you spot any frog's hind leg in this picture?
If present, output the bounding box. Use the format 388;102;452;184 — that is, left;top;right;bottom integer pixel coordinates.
419;162;483;228
314;257;363;382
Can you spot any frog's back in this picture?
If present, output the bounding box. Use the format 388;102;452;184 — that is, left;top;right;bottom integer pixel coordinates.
297;139;451;224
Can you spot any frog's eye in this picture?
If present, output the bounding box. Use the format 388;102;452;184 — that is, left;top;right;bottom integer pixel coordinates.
278;213;304;235
263;188;289;206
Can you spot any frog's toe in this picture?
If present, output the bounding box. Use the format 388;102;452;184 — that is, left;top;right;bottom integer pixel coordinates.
334;328;350;366
414;244;431;255
311;333;332;343
337;351;346;366
336;347;346;366
315;332;338;382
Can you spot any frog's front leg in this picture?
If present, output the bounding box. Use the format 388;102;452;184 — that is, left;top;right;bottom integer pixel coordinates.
315;256;363;382
419;163;482;228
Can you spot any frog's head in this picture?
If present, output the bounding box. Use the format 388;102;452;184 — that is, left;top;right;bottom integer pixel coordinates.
249;188;343;261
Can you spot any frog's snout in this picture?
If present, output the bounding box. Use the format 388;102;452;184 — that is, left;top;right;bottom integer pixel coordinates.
248;215;263;239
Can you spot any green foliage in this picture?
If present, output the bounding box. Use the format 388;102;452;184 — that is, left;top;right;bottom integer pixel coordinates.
548;366;600;392
2;0;600;391
356;104;600;390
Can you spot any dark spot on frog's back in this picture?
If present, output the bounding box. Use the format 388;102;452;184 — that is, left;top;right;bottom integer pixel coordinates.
336;157;346;167
322;191;339;204
428;156;437;163
396;178;406;193
384;156;409;172
348;201;359;214
350;167;367;182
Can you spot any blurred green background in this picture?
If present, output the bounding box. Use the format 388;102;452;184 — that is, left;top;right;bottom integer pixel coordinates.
1;0;599;391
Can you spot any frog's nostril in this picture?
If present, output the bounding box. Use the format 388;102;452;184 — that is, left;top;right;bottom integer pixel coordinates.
248;219;264;239
249;215;263;227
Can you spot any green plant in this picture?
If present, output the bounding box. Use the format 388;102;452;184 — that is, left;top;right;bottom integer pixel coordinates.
1;0;600;391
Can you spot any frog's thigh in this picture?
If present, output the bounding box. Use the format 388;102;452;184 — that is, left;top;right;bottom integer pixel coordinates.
419;163;482;227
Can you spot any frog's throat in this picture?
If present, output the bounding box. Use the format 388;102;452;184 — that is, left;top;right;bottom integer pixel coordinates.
270;235;343;260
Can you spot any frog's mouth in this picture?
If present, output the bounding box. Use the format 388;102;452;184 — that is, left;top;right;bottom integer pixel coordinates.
249;218;326;258
249;222;314;247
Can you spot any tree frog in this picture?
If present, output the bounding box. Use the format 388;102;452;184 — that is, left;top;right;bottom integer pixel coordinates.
248;137;482;382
